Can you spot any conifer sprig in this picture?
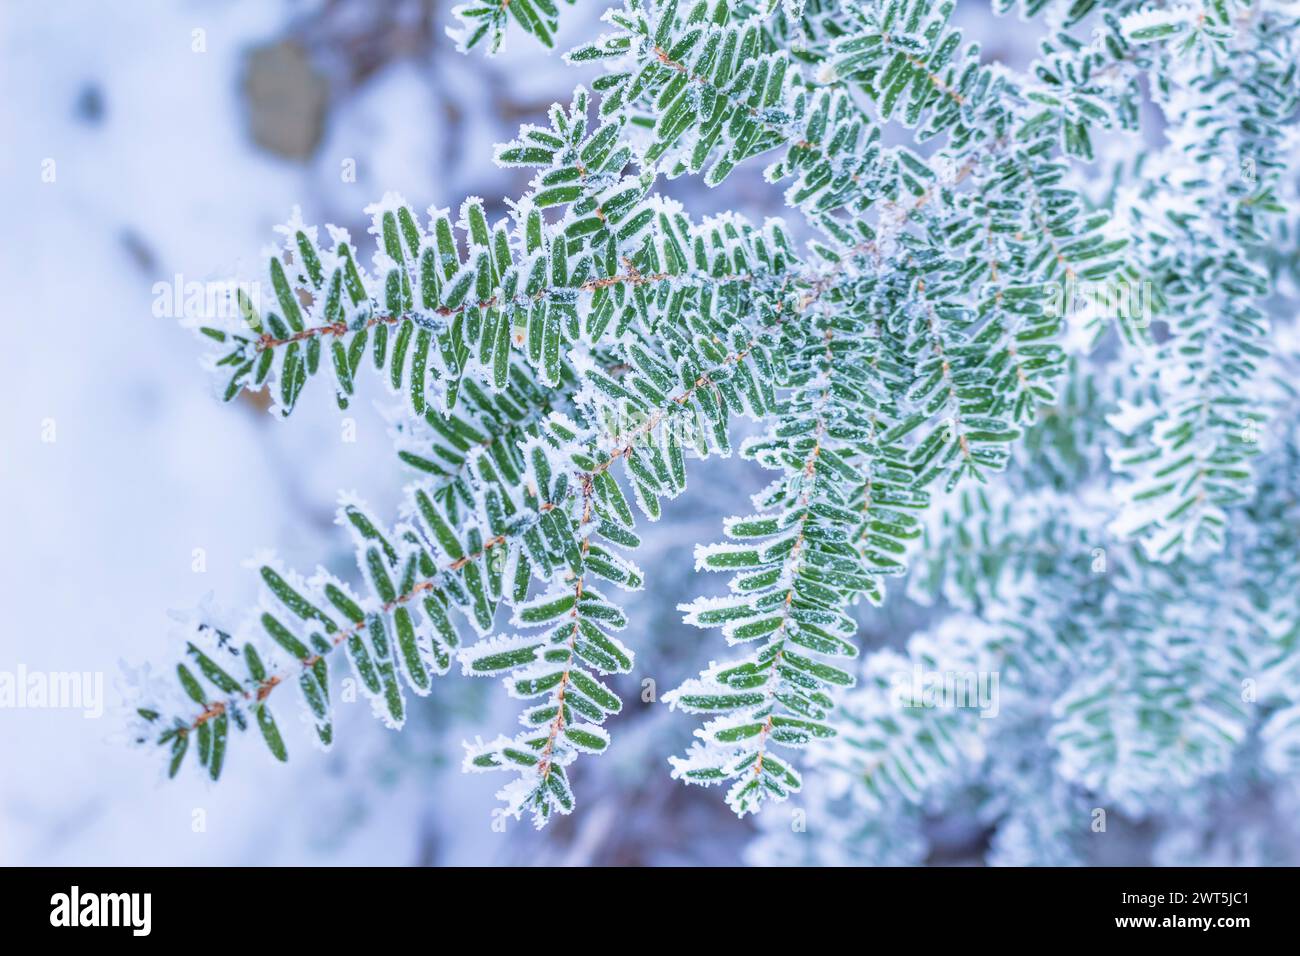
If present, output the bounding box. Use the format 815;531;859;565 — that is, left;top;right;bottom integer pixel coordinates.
138;0;1300;841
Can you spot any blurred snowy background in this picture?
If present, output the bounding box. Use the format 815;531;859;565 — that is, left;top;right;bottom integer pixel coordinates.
4;0;1293;866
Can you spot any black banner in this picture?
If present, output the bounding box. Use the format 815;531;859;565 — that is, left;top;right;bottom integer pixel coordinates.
0;866;1285;940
